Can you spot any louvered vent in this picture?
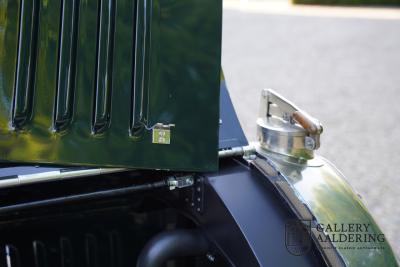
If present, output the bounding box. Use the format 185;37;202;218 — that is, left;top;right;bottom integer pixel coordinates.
11;0;149;135
0;0;221;170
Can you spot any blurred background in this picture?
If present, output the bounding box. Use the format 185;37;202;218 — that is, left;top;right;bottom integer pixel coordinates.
222;0;400;258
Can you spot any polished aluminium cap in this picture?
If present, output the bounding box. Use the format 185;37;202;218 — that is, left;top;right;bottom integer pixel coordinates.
257;89;323;160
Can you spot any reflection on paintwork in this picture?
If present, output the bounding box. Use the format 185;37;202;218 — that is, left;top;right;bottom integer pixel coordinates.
12;0;39;129
269;154;398;266
0;0;222;171
54;0;80;131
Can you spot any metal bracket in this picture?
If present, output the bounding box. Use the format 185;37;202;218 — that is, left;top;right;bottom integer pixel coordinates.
183;176;205;214
167;175;194;190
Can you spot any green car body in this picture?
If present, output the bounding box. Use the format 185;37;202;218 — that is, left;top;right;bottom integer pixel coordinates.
0;1;398;266
0;0;222;171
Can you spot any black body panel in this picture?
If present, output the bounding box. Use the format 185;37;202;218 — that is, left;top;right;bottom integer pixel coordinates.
218;78;248;150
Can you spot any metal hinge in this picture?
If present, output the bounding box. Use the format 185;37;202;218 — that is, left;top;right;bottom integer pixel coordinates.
167;175;194;190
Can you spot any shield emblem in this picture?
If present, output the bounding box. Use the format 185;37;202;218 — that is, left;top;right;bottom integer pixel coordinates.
285;219;312;256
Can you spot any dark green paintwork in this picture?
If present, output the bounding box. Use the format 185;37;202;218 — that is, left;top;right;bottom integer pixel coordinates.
54;0;80;131
274;156;399;267
0;0;222;171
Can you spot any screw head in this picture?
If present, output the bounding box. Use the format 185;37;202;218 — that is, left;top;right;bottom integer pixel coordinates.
305;136;316;150
206;253;215;262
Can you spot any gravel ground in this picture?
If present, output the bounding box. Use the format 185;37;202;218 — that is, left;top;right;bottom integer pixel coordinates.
222;5;400;258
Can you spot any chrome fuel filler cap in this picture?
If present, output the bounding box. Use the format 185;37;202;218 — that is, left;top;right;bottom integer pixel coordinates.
257;89;323;160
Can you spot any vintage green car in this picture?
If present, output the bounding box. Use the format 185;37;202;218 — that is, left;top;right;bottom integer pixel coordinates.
0;0;397;266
